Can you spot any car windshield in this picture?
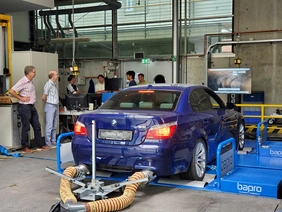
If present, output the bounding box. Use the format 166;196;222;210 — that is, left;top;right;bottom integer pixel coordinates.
100;90;181;111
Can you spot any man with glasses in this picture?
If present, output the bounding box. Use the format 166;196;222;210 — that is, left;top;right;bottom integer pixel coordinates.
9;65;50;153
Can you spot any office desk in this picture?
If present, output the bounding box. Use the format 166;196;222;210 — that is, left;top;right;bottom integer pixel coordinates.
88;93;102;108
59;110;84;116
59;110;94;132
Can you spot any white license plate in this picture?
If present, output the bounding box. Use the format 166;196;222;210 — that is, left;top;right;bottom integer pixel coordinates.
98;129;133;141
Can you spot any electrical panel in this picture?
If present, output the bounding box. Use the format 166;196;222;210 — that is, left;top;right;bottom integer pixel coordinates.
0;104;21;149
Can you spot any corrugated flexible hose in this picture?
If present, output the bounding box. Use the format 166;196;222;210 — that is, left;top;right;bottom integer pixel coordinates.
60;166;147;212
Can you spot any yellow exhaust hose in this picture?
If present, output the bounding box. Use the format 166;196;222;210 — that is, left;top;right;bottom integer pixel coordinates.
60;166;146;212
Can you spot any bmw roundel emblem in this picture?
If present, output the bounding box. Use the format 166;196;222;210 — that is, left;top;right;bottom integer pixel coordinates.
111;119;117;127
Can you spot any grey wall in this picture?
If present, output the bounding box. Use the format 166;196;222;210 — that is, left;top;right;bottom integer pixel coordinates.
233;0;282;104
9;12;30;43
182;0;282;107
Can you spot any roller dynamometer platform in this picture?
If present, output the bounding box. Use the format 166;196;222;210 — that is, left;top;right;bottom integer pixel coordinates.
56;121;282;199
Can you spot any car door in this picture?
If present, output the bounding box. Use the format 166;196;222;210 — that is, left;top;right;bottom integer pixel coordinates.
205;89;238;143
189;88;226;160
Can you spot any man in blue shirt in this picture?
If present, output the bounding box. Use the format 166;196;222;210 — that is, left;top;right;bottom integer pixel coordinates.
126;70;137;86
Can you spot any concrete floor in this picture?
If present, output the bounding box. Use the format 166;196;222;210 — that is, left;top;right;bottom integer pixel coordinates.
0;149;281;212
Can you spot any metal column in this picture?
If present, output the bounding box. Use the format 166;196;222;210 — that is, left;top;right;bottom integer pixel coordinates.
172;0;179;83
112;9;118;60
0;26;4;75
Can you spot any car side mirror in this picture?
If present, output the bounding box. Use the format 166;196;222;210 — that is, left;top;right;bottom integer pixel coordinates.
226;102;236;109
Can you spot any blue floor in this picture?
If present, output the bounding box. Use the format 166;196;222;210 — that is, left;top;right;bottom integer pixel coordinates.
87;139;282;199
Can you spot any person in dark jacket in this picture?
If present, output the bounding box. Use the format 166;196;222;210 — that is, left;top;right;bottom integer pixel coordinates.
126;70;137;86
154;74;166;83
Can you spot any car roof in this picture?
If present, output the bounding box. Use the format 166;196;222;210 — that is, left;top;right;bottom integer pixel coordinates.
122;84;207;92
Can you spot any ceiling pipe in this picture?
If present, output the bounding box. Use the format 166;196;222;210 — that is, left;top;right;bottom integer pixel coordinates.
68;13;78;37
46;15;56;38
43;15;51;41
55;12;65;38
206;39;282;55
38;0;121;16
204;38;282;85
103;0;121;9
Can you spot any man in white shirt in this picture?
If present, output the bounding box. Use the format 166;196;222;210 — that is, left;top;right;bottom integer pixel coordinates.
95;74;105;93
42;70;59;147
67;74;80;94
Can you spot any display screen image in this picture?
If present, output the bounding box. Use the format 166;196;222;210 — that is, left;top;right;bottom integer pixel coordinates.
87;93;102;109
105;78;123;92
207;68;251;94
65;93;88;110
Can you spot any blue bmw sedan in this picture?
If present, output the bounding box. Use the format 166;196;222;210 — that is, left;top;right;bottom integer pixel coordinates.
72;84;244;181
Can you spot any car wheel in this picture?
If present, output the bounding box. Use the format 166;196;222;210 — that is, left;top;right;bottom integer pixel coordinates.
237;121;245;150
268;118;274;125
180;138;207;181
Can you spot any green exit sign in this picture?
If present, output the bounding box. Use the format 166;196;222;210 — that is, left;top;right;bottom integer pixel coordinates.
142;58;149;64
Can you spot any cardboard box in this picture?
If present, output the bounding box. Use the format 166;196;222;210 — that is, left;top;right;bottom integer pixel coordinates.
0;96;19;104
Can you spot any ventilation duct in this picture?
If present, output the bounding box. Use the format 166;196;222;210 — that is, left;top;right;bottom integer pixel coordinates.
39;0;121;16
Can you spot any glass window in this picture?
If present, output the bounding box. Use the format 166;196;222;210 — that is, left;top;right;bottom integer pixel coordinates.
36;0;233;58
189;88;213;112
204;88;226;109
100;90;181;111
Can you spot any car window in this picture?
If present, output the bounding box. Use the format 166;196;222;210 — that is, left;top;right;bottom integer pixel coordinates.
100;90;181;111
189;88;213;112
204;88;226;109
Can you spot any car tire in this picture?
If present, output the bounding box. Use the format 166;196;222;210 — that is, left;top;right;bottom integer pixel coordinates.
180;138;207;181
237;121;245;151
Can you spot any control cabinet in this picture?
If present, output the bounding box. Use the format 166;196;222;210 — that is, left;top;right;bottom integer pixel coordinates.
0;104;21;149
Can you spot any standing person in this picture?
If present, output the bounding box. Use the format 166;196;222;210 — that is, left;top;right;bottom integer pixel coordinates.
154;74;166;83
126;70;137;86
137;73;148;85
42;70;59;147
67;74;80;94
95;74;105;93
9;65;50;153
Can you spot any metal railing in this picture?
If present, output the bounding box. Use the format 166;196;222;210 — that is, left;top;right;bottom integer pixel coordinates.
229;103;282;123
215;137;236;189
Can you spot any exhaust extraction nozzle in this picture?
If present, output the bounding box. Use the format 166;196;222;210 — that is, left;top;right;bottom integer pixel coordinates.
141;170;157;185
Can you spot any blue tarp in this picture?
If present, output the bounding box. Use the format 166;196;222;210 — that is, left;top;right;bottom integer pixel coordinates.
0;145;21;157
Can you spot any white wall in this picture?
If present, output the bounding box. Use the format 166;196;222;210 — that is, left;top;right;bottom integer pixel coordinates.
58;60;174;96
25;0;54;8
121;61;173;86
58;60;115;97
12;51;59;138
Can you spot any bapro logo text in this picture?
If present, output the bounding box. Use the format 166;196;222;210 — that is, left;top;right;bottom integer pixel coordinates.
270;149;282;157
237;183;262;193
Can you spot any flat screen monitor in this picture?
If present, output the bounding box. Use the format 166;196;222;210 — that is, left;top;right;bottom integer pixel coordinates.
207;68;251;94
105;78;123;92
87;93;102;109
65;93;88;110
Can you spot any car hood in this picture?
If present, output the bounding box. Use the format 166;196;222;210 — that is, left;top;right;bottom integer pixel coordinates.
78;109;178;145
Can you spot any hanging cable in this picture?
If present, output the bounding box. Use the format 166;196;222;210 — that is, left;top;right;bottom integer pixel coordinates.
72;0;75;67
70;0;80;76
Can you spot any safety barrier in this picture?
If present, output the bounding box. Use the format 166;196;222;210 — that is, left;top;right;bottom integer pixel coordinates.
235;103;282;123
255;120;268;155
245;124;282;133
56;131;74;173
215;137;236;189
